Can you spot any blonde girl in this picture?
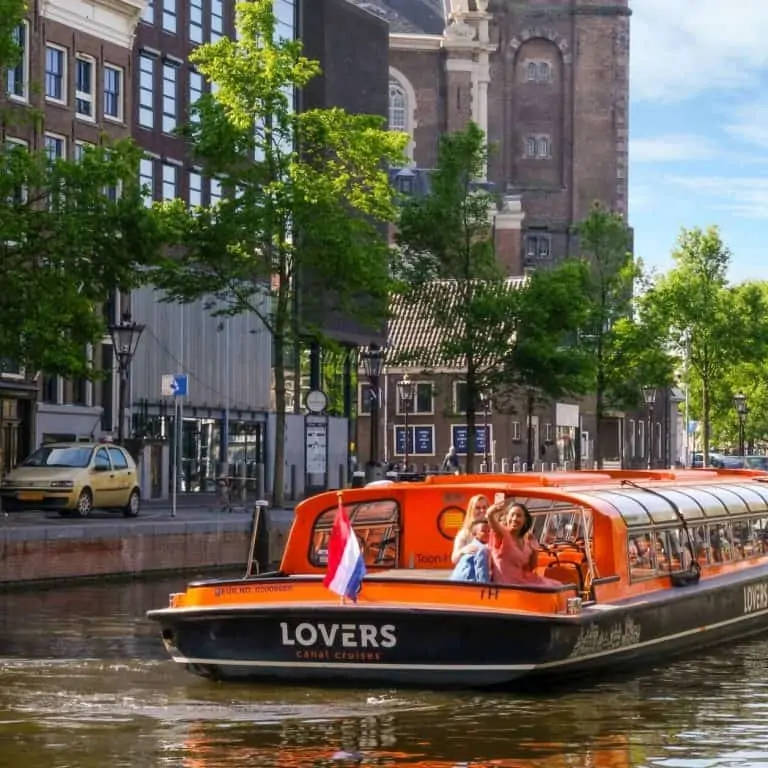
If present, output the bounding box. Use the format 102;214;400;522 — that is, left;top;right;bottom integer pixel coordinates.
451;494;490;565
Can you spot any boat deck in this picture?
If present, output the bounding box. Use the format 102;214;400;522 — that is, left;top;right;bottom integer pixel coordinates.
372;568;453;580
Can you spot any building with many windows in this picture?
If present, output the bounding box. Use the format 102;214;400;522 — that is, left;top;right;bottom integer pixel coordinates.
0;0;143;470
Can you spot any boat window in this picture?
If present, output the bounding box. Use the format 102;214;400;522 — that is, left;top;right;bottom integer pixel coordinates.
669;487;727;517
630;525;694;581
309;499;400;569
703;485;750;515
651;489;705;520
714;484;768;512
621;492;679;524
746;482;768;508
581;490;651;527
628;530;658;578
532;507;591;545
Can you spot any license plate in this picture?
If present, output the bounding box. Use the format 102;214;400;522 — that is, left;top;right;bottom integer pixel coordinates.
17;492;44;501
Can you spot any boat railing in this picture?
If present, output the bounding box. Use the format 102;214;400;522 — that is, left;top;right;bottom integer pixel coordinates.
244;500;271;579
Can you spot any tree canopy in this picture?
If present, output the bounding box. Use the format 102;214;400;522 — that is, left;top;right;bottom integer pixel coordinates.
150;0;406;502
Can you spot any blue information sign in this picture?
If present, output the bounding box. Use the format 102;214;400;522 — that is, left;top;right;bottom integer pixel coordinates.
452;425;491;456
395;426;435;456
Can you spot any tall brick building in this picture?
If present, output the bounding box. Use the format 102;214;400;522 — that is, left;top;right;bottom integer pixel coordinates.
352;0;635;469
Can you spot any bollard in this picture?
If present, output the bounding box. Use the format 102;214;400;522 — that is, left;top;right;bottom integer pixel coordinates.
480;462;487;473
492;461;499;473
501;459;510;473
512;461;521;473
551;462;558;472
522;462;528;472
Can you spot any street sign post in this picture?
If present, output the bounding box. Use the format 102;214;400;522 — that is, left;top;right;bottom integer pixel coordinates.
162;373;189;518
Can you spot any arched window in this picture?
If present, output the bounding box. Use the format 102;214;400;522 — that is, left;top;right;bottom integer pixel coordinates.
389;80;407;132
538;61;550;81
526;61;537;81
537;135;551;157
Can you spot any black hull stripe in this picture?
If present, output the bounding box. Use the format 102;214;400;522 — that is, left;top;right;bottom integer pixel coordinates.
166;604;768;674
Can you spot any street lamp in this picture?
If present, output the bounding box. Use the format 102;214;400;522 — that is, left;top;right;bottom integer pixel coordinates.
733;392;748;457
397;373;415;470
360;343;384;470
642;386;657;470
479;390;490;470
108;311;145;445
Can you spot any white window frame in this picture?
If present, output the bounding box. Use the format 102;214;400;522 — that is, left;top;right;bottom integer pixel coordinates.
7;20;29;103
392;424;436;457
629;419;636;457
103;64;124;123
638;420;645;458
210;0;224;40
189;0;203;43
388;67;416;163
189;69;203;122
162;160;179;200
139;155;155;206
0;359;25;380
44;132;67;161
188;168;202;207
162;0;177;34
75;54;95;121
511;421;522;441
537;135;551;158
162;60;178;134
45;43;67;105
6;137;28;204
138;53;155;129
74;140;94;163
450;424;492;457
209;177;222;204
142;0;154;24
395;380;433;416
544;422;553;442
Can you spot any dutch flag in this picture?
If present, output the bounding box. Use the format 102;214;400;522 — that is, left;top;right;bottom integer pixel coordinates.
323;494;366;602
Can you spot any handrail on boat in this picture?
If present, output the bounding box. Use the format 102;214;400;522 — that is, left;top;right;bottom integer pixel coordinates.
245;500;270;579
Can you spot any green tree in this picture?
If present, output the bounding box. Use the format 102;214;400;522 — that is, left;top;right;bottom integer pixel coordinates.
574;204;639;468
492;259;596;467
648;227;768;465
395;122;514;471
0;0;161;376
151;0;405;504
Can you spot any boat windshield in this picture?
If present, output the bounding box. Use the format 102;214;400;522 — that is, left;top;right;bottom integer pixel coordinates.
22;446;93;468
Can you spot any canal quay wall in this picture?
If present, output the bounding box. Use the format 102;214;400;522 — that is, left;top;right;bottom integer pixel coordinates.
0;499;294;587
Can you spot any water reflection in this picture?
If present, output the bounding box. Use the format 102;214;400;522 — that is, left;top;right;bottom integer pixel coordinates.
1;577;768;767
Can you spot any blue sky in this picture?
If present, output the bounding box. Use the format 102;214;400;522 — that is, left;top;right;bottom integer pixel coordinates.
629;0;768;283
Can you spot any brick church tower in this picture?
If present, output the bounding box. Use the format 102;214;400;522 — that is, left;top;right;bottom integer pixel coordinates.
355;0;631;274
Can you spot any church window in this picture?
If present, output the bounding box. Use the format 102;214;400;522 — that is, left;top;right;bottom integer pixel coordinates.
523;59;552;83
526;61;537;81
389;80;407;132
524;134;552;159
538;62;550;81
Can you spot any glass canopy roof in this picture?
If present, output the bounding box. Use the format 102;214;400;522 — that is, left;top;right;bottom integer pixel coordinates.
579;482;768;528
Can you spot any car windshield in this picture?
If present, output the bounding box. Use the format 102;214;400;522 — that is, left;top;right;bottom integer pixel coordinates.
22;446;93;468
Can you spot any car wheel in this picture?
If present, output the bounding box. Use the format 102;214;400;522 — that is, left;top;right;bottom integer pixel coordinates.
122;489;140;518
75;489;92;518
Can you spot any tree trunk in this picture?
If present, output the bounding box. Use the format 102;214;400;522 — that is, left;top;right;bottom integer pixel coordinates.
272;276;289;509
702;381;710;467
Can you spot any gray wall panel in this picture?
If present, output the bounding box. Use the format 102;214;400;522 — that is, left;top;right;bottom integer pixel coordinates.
130;288;272;412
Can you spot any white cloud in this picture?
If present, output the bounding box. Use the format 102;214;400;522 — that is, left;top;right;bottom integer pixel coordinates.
630;135;717;163
630;0;768;102
666;175;768;218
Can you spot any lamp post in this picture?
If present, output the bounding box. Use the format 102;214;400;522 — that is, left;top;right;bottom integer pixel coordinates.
734;393;748;457
108;311;145;446
361;343;384;471
642;386;657;470
397;373;415;470
479;390;490;470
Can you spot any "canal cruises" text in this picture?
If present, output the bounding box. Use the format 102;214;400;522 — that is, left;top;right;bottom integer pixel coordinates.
279;622;397;649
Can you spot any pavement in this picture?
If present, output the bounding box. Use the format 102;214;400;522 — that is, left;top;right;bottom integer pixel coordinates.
0;493;296;536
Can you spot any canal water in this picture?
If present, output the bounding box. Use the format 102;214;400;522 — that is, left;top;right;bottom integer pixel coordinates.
1;576;768;768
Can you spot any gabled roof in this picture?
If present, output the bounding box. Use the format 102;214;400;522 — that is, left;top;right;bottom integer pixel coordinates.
350;0;447;34
381;277;527;371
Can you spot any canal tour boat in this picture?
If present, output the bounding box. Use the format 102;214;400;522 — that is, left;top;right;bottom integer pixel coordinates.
147;468;768;688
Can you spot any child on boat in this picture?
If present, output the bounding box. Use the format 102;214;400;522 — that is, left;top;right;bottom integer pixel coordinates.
450;518;492;583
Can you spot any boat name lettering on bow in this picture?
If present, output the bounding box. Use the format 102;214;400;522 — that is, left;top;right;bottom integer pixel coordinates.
571;617;641;658
213;584;293;597
743;582;768;614
280;622;397;649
